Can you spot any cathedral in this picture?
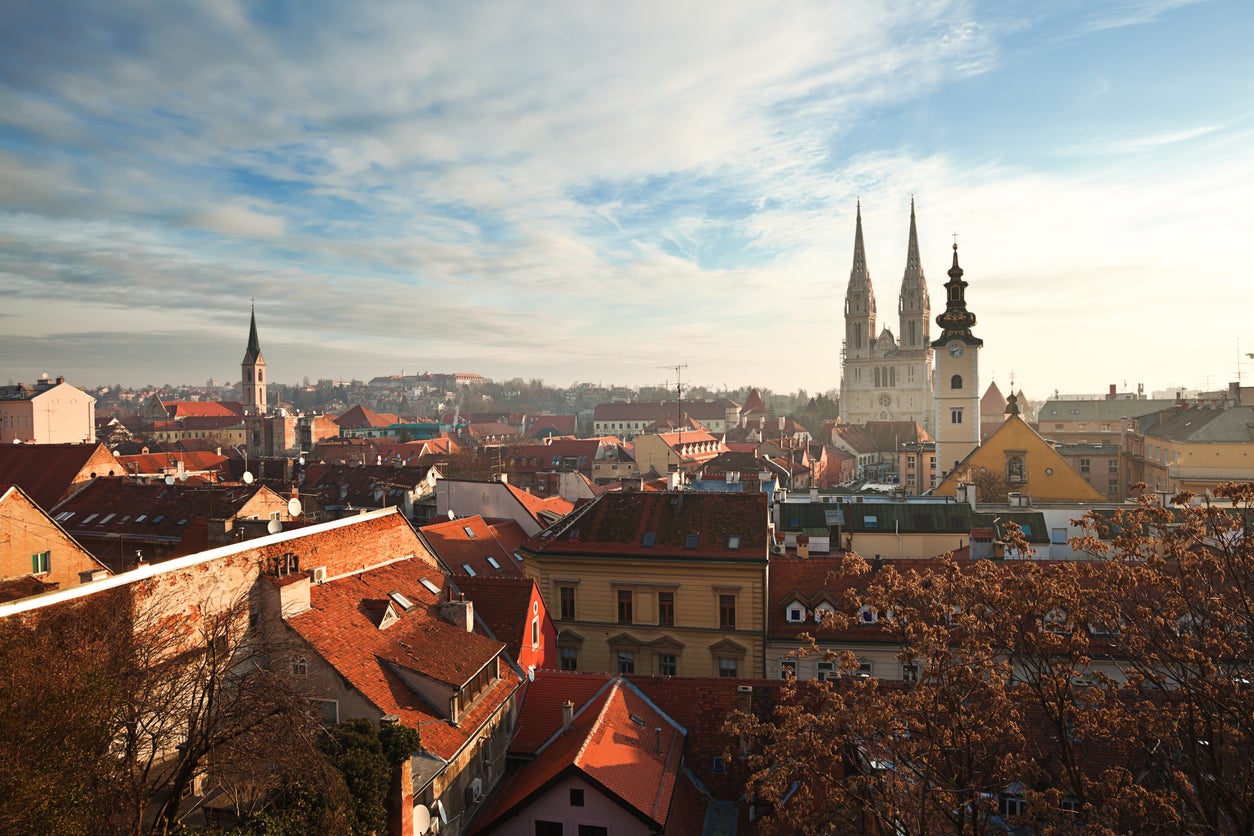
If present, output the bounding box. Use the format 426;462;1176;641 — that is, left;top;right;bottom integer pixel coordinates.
839;199;935;432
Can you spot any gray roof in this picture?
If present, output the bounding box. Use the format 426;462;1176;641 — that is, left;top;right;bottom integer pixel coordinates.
1037;399;1177;423
1144;405;1254;443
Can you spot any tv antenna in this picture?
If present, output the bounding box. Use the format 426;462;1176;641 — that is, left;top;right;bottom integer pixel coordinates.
657;363;688;446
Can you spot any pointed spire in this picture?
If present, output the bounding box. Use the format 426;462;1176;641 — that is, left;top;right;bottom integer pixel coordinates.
901;195;925;287
243;303;263;364
849;198;871;289
931;242;982;347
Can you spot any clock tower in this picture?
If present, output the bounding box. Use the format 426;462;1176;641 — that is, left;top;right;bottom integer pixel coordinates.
241;304;267;416
931;244;981;487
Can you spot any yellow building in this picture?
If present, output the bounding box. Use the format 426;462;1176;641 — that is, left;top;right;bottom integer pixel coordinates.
934;395;1104;502
519;491;770;678
1139;404;1254;493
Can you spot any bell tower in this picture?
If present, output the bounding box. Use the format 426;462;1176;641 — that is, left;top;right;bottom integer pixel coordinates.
241;304;267;415
931;244;981;486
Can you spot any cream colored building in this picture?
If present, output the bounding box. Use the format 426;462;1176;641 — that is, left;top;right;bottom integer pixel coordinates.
0;377;95;444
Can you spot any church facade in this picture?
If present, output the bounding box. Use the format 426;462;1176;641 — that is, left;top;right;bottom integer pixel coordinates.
839;200;934;433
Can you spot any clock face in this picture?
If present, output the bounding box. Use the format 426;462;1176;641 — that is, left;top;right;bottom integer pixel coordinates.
947;341;965;358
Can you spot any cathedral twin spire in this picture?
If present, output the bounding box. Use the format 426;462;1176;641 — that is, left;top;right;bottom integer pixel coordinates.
844;198;931;354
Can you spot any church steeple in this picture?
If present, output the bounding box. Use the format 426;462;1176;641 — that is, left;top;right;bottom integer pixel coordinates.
241;304;267;415
844;199;877;359
243;304;263;365
898;196;930;350
932;244;982;347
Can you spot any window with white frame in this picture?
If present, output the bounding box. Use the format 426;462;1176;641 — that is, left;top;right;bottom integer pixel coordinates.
291;655;308;677
30;551;50;575
786;603;805;623
780;660;797;679
816;661;835;681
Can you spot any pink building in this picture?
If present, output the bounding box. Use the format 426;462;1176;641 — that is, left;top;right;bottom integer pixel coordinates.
0;377;95;444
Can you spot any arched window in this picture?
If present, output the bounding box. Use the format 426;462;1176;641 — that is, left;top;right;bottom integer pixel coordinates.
951;374;963;389
874;368;881;387
890;367;896;386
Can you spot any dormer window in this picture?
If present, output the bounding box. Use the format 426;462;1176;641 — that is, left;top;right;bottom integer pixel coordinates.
786;605;805;624
858;605;879;625
814;604;835;625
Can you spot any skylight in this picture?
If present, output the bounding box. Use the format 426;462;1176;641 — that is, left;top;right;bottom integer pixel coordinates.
463;525;476;538
728;535;742;549
419;578;440;595
388;591;414;610
684;532;699;549
462;563;477;577
642;532;657;547
487;556;501;570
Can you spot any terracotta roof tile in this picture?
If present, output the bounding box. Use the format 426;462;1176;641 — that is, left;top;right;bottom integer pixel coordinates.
286;558;521;760
420;515;527;578
0;443;123;510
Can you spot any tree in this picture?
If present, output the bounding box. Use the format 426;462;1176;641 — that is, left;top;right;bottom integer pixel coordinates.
0;583;334;836
731;485;1254;834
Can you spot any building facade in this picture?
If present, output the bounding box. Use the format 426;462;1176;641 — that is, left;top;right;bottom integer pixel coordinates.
0;377;96;445
839;200;934;432
931;244;982;486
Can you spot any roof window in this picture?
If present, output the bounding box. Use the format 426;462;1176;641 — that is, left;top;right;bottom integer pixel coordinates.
419;578;441;595
388;591;414;610
684;533;699;549
642;532;657;548
462;563;477;577
97;513;115;525
728;535;742;549
487;556;501;570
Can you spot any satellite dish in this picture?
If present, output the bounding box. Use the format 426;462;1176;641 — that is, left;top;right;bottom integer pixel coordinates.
447;509;456;520
298;455;306;466
178;471;189;481
267;519;282;534
287;497;303;517
414;805;432;834
243;471;254;484
164;475;175;485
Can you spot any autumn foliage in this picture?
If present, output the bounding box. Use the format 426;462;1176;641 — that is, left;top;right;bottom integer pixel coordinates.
731;482;1254;834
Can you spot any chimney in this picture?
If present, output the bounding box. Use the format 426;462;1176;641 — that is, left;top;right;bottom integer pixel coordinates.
1229;381;1241;406
439;594;474;632
1107;384;1117;399
561;700;574;732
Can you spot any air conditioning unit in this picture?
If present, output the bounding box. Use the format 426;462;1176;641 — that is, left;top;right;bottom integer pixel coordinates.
466;777;484;804
310;566;327;584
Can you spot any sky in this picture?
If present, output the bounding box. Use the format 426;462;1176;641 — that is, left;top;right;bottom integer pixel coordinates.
1;0;1252;400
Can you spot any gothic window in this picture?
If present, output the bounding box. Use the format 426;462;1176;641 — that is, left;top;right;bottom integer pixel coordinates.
890;367;896;386
874;368;881;387
951;374;963;389
1007;456;1026;484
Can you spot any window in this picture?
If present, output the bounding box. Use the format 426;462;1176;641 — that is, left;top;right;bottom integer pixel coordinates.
617;589;633;624
814;604;835;625
1108;459;1118;473
719;594;736;629
617;651;636;674
31;551;50;575
684;532;699;549
786;606;804;623
420;577;441;595
463;525;476;538
1051;527;1068;545
950;408;963;424
1000;795;1028;818
534;822;564;836
1042;607;1071;634
727;534;741;549
641;532;657;547
559;586;575;620
718;657;738;678
1080;458;1091;474
291;655;308;676
486;556;501;570
780;660;797;679
712;755;727;774
901;663;919;682
858;605;878;625
816;661;835;681
658;653;676;676
531;617;540;649
560;646;578;671
658;591;674;626
312;698;338;725
950;374;963;389
569;788;585;807
462;563;477;576
858;660;873;677
578;826;608;836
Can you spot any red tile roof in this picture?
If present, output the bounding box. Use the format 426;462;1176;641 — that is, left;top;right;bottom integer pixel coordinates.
475;676;684;833
115;451;230;478
0;443;123;511
162;401;244;419
419;515;527;578
334;404;398;428
503;482;574;526
450;575;541;663
286;558;522;760
522;492;768;561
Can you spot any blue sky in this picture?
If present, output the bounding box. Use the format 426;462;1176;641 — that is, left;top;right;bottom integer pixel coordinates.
1;0;1251;399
